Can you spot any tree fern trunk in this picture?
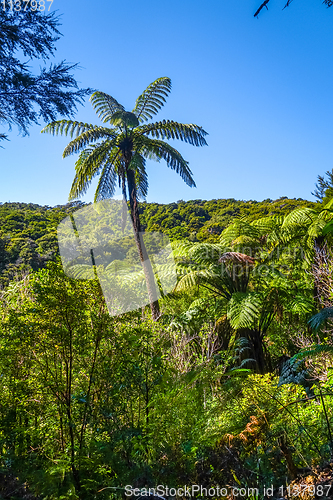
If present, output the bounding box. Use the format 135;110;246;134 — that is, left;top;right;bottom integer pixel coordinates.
126;167;160;321
238;328;270;374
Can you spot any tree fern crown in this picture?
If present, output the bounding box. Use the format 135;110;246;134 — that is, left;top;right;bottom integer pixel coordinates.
41;77;208;202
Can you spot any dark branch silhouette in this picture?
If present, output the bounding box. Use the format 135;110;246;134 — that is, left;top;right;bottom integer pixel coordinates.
254;0;271;17
255;0;333;17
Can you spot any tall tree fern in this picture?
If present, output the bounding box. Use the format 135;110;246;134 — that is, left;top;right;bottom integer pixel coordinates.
42;77;208;320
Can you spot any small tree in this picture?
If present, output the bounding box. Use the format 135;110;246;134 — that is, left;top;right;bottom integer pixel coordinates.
312;169;333;204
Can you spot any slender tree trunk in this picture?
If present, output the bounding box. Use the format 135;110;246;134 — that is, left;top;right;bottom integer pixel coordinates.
238;328;270;374
278;435;298;479
126;164;160;320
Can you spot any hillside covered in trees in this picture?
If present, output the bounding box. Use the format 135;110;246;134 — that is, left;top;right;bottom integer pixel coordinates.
0;196;315;288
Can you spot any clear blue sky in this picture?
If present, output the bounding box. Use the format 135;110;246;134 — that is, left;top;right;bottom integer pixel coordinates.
1;0;333;206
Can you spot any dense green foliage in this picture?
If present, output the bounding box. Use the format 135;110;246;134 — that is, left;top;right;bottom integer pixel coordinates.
1;194;333;498
139;196;315;242
3;3;333;498
0;197;315;288
0;201;85;287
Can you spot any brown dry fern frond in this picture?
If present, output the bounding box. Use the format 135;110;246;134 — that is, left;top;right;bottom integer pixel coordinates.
219;252;255;266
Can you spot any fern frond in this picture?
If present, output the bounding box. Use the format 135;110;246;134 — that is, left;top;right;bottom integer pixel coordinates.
94;161;119;203
188;243;226;264
174;241;257;300
63;128;117;157
292;344;333;361
278;356;313;389
308;308;333;331
110;111;139;128
282;208;317;228
138;120;208;147
64;264;95;280
69;148;99;200
175;272;199;291
132;77;172;123
220;220;261;247
251;215;283;231
307;218;326;238
139;137;196;187
130;153;148;200
41;120;95;138
287;293;314;316
233;337;253;356
90;91;125;123
69;141;116;200
171;239;193;258
322;220;333;236
251;215;284;247
227;292;262;329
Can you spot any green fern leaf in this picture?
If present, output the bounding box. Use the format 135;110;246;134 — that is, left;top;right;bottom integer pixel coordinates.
63;128;117;157
282;207;317;227
308;308;333;331
110;111;139;128
90;91;125;123
220;220;261;247
138;120;208;147
293;344;333;361
132;77;172;123
69;141;118;200
227;292;261;329
139;137;196;187
41;120;96;138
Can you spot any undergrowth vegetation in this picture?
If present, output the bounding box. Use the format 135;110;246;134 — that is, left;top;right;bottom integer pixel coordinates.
1;196;333;499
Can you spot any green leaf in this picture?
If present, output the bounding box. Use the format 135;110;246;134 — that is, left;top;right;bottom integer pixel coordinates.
90;91;125;123
110;111;139;128
308;307;333;331
133;76;172;122
227;292;261;329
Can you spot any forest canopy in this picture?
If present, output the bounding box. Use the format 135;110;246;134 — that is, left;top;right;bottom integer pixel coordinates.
0;196;315;288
